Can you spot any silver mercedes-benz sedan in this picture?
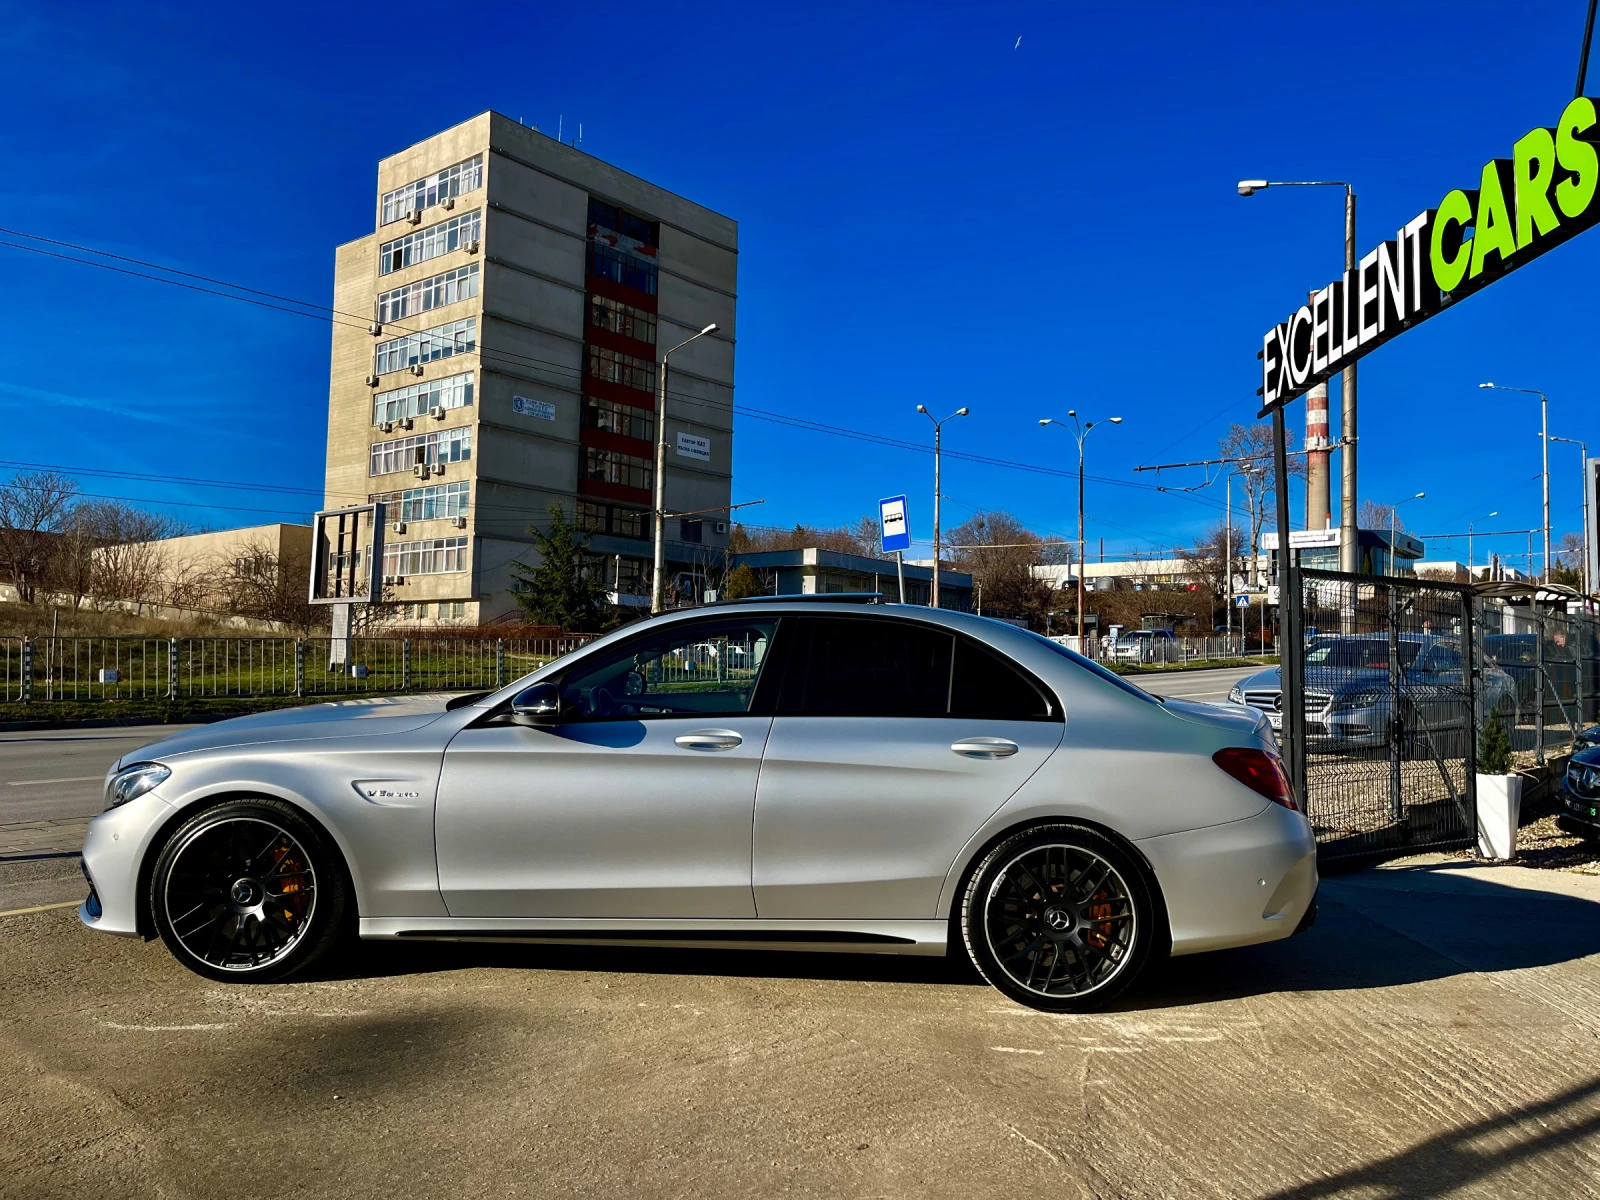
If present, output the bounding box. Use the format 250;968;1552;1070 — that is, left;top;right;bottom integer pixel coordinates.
80;598;1317;1012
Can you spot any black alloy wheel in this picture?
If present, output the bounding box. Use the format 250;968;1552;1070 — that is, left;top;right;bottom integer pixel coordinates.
961;824;1159;1012
150;798;348;983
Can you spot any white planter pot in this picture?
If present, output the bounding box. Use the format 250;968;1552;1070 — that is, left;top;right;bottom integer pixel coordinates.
1476;773;1523;861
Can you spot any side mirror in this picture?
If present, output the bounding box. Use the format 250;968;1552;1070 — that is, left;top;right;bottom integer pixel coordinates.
510;682;562;725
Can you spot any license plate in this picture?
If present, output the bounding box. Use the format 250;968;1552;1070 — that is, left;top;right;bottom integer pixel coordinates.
1267;712;1282;729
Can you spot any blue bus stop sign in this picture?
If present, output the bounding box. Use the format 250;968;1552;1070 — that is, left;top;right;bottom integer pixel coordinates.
879;495;911;554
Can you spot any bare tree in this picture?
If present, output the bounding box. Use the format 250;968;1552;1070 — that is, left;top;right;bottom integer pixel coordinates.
1178;522;1248;599
218;536;325;633
1357;498;1407;533
730;517;879;557
1218;424;1303;586
85;501;185;614
947;510;1056;628
0;471;80;603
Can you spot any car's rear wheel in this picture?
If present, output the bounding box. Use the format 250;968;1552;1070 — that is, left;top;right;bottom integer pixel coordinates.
960;824;1157;1012
150;799;348;983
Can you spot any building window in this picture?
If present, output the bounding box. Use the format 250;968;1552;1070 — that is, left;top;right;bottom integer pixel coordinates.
587;242;657;295
383;536;470;577
584;447;651;491
587;552;649;594
584;396;653;441
377;264;480;324
680;519;703;544
378;210;481;275
375;318;476;374
587;199;657;246
369;480;470;522
587;294;657;346
372;371;474;425
576;500;648;538
586;345;655;394
381;155;484;225
370;428;472;477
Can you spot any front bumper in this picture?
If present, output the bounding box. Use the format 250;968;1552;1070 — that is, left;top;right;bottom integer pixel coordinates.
78;790;176;938
1136;802;1318;956
1558;783;1600;832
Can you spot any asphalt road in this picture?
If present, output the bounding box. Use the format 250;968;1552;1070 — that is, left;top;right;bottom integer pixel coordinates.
1;855;1597;1198
1122;663;1263;704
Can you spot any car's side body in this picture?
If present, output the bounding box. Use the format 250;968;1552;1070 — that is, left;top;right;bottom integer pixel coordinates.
81;602;1316;969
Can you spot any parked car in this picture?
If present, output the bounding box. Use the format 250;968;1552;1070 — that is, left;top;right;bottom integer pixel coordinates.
80;599;1317;1013
1559;742;1600;840
1112;629;1181;664
1227;633;1516;748
1481;633;1578;709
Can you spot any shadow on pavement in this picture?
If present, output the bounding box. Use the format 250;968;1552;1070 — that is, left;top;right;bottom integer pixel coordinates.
1259;1073;1600;1200
300;868;1600;1008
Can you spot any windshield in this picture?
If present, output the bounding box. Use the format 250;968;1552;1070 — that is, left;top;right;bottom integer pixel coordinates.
1305;638;1422;670
1025;631;1160;705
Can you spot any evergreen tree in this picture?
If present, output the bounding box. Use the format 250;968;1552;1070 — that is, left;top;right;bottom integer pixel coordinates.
1478;711;1512;775
722;563;764;599
508;506;610;632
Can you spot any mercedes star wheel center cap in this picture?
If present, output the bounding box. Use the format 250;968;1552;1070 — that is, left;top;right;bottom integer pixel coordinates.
1043;906;1075;933
231;879;260;906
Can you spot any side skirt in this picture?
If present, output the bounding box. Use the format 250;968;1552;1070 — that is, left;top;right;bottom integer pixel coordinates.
358;917;949;956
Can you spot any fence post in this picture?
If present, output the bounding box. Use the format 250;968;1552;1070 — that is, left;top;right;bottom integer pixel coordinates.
295;640;305;698
168;638;179;699
21;638;32;704
402;639;411;690
496;639;505;687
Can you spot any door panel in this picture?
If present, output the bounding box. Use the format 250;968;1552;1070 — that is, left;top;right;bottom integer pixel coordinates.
752;716;1062;918
436;717;772;918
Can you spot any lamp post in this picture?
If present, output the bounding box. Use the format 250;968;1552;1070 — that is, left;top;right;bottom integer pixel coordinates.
916;405;968;608
1549;435;1590;593
1040;412;1123;643
1479;383;1550;583
1468;511;1498;581
650;322;719;614
1386;492;1425;575
1238;178;1358;574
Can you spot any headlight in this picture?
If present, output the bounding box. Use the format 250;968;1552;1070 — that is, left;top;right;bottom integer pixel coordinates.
1228;686;1245;704
106;762;170;809
1338;690;1385;709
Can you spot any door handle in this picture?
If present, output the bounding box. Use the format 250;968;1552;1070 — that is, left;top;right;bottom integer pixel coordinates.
675;730;743;752
951;737;1019;759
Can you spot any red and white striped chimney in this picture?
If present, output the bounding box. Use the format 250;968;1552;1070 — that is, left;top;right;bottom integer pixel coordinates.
1305;381;1331;530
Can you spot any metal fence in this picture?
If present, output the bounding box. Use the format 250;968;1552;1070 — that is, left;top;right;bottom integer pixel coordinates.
1063;634;1275;669
0;634;597;703
1287;569;1600;862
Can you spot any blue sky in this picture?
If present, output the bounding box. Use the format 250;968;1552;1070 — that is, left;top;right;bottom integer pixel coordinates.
2;1;1596;572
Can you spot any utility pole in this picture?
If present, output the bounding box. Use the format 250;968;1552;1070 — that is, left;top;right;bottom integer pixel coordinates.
651;322;719;614
1040;412;1124;645
1550;435;1589;592
917;405;968;608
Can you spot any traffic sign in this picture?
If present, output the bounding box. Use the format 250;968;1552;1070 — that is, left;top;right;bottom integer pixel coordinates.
879;495;911;554
1235;594;1250;608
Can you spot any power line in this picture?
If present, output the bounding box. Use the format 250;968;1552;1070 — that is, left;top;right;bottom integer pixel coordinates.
0;224;1229;524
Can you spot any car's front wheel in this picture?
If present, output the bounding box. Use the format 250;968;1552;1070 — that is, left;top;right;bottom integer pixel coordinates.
960;824;1160;1012
150;799;348;983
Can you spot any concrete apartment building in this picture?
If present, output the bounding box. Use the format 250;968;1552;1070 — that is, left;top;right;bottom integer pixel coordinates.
324;112;737;624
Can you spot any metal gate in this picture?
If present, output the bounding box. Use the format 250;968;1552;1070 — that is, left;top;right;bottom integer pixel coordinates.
1292;569;1478;862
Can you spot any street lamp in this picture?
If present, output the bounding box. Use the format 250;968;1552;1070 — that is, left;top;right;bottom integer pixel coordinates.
1468;511;1498;580
1386;492;1425;575
1040;412;1123;643
651;322;719;614
916;405;969;608
1238;178;1359;575
1479;382;1550;584
1549;434;1590;593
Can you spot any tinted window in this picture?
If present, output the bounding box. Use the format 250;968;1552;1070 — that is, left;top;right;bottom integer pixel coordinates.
781;617;952;717
952;640;1054;720
559;620;776;720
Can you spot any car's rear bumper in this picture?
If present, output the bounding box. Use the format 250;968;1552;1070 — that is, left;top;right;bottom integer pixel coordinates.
1136;802;1318;956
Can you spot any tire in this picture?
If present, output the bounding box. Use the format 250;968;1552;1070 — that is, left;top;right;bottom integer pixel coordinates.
149;798;349;983
960;823;1159;1012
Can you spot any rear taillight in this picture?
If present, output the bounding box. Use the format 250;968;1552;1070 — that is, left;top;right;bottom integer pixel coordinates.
1213;747;1296;809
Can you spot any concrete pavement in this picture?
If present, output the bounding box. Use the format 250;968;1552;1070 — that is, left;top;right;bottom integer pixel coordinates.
2;846;1597;1196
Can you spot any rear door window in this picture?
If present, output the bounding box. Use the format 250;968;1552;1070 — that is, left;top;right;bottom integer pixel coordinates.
778;617;953;717
951;639;1056;720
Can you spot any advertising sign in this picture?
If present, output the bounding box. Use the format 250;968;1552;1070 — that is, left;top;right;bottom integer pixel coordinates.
676;432;711;461
512;395;556;421
879;495;911;553
1259;96;1600;412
